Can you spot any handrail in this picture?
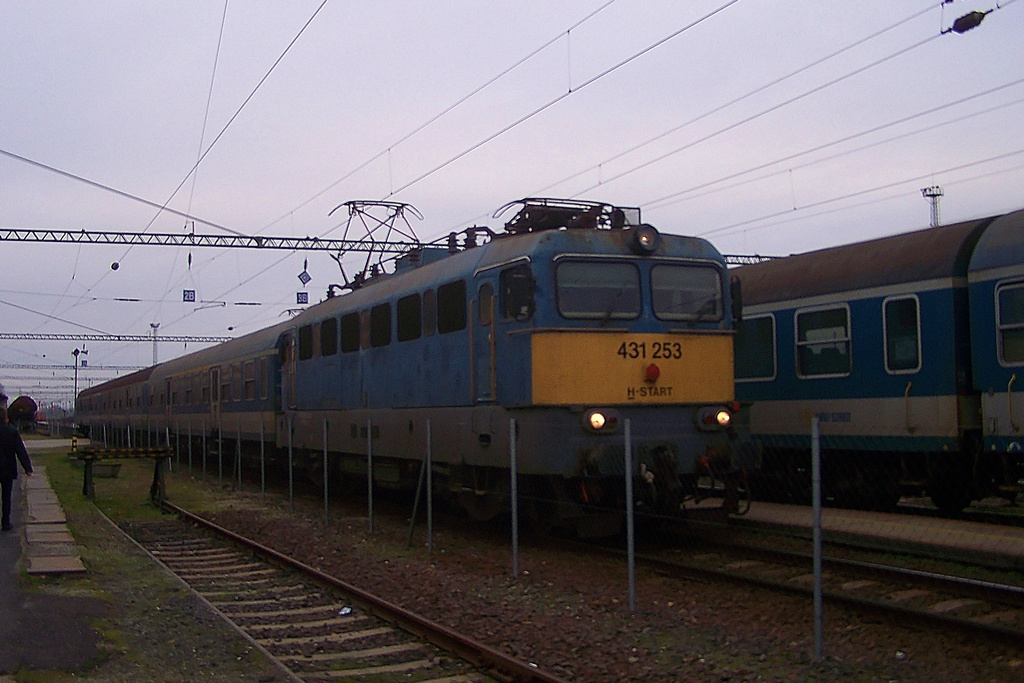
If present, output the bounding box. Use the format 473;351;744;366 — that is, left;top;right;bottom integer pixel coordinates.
904;381;916;434
1010;374;1020;433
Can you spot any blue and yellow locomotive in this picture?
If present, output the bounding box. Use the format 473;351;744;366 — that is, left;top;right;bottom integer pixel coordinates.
77;199;747;533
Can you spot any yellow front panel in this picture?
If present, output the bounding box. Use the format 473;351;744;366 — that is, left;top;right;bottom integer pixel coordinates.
530;332;734;405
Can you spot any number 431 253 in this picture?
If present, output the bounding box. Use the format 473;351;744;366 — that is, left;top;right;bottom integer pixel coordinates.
616;341;682;360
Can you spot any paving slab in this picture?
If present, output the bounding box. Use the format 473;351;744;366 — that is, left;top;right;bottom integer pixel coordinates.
26;555;86;575
16;466;86;576
26;525;75;544
26;503;67;524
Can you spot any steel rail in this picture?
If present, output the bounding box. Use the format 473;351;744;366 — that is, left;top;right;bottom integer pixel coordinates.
634;540;1024;645
162;500;568;683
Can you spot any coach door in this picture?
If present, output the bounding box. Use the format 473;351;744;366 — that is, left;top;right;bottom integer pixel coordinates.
209;367;221;428
473;282;496;402
165;379;172;427
282;331;297;410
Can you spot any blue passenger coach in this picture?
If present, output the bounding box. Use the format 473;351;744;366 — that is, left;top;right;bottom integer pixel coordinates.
968;210;1024;466
733;209;1024;512
77;199;748;534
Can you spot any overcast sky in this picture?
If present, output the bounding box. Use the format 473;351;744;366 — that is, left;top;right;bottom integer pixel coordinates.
2;1;1022;405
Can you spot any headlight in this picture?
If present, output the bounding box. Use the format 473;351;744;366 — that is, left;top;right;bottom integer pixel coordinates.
697;406;732;431
583;409;620;433
629;224;661;254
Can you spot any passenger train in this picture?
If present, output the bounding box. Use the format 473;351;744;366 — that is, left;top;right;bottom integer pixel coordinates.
76;199;752;534
733;208;1024;512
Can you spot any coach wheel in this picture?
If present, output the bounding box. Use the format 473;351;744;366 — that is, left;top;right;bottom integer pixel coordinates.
927;453;973;513
830;457;901;512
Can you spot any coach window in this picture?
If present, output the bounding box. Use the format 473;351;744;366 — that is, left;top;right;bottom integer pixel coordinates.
221;367;232;403
652;264;723;321
397;293;422;342
370;303;391;347
997;281;1024;364
500;263;534;320
259;358;270;399
340;312;360;352
423;289;437;336
312;322;322;357
796;306;851;378
556;260;640;320
437;280;467;333
735;314;776;381
321;318;338;356
244;361;256;400
232;363;243;401
883;296;921;373
298;324;314;360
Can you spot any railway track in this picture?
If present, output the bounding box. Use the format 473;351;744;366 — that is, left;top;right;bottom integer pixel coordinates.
120;503;567;683
637;539;1024;645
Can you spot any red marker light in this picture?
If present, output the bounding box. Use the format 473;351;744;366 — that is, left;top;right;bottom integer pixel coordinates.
644;363;660;382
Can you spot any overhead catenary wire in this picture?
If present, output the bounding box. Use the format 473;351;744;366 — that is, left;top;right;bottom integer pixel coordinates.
570;33;943;200
702;159;1024;249
697;147;1024;240
643;79;1024;210
259;0;623;234
531;3;936;199
385;0;744;200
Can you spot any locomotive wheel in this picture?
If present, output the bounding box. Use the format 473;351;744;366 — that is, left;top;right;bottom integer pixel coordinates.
457;467;510;522
459;490;508;521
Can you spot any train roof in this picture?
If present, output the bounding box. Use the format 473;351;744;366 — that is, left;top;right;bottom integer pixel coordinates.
151;321;290;380
285;223;724;327
968;208;1024;277
78;366;156;398
734;215;997;306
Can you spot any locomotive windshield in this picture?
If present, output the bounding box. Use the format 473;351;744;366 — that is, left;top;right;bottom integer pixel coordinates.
651;264;723;322
556;261;641;320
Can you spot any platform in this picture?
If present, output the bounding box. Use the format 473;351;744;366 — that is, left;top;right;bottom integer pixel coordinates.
735;500;1024;569
21;465;86;574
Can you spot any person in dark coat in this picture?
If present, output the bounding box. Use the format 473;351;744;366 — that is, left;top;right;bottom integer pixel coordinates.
0;406;33;531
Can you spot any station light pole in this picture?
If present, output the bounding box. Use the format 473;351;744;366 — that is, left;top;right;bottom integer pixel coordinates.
72;348;80;415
